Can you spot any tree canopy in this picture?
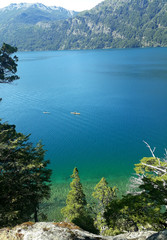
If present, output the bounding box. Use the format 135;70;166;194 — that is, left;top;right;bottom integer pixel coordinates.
0;43;19;83
61;167;87;222
92;177;117;235
0;121;52;227
132;142;167;210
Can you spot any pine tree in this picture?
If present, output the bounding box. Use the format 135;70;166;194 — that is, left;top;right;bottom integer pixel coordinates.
106;192;163;234
129;143;167;226
61;167;98;232
133;156;167;227
0;43;19;83
93;178;117;209
92;177;117;234
61;168;87;223
0;121;52;227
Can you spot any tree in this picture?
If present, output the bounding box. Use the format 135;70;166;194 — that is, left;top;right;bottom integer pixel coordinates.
105;192;163;235
61;168;86;222
92;177;117;235
0;43;19;83
133;142;167;200
61;167;97;232
128;141;167;228
130;141;167;187
103;142;167;235
0;121;52;227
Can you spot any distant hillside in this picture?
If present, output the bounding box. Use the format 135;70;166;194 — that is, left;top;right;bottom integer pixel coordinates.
0;0;167;51
0;3;77;24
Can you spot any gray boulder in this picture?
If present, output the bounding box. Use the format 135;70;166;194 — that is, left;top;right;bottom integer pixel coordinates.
146;230;167;240
0;222;163;240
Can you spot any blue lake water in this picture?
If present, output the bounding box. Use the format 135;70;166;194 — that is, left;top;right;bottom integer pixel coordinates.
0;48;167;212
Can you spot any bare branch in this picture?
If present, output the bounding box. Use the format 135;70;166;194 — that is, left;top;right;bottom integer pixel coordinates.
130;176;143;185
127;175;144;195
153;147;156;154
164;149;167;161
143;140;156;158
141;163;166;173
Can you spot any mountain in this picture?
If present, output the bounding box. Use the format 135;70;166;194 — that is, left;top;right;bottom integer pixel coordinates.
0;3;78;24
56;0;167;49
0;0;167;51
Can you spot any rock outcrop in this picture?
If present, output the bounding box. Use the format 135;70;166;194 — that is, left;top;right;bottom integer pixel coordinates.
147;230;167;240
0;222;159;240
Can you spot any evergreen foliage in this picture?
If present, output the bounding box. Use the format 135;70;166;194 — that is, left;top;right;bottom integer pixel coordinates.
92;177;117;234
92;177;117;208
133;155;167;227
0;121;52;227
105;193;163;235
0;43;19;83
61;168;96;232
91;147;167;235
134;156;167;184
103;147;167;235
61;167;87;222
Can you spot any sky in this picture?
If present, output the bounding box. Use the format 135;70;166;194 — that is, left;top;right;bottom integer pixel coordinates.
0;0;104;11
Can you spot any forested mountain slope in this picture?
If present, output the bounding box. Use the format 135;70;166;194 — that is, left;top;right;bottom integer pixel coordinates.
0;0;166;51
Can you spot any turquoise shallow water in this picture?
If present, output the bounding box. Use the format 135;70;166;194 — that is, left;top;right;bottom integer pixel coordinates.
0;48;167;219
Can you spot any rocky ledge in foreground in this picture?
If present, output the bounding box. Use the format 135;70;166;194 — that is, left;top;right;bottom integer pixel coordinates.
0;222;166;240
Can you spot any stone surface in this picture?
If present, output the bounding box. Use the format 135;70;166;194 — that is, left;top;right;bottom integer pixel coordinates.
146;230;167;240
0;222;161;240
113;231;155;240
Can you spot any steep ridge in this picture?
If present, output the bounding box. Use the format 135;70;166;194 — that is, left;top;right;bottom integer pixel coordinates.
54;0;167;50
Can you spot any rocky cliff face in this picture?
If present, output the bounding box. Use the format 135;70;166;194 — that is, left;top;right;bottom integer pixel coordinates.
1;222;166;240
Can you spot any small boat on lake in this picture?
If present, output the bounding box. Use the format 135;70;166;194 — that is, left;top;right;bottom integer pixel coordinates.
71;112;80;115
43;112;50;114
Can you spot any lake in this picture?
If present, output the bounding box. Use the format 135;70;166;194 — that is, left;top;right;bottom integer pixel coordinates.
0;48;167;220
